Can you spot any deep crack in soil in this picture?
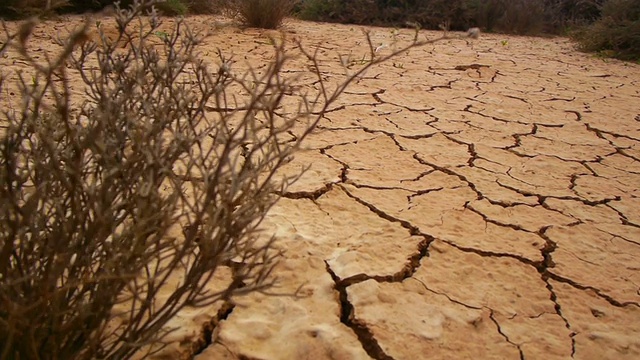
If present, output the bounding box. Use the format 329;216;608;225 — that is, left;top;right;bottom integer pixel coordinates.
191;302;236;357
325;261;395;360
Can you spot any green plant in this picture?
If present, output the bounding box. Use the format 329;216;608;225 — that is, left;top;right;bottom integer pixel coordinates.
571;0;640;60
155;0;188;15
154;29;169;39
297;0;343;22
297;0;611;36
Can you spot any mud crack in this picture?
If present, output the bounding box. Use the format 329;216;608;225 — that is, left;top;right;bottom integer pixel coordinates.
410;153;484;201
536;226;557;273
489;309;525;360
325;262;394;360
537;226;639;310
453;64;490;71
546;272;640;308
190;301;236;357
337;237;432;287
277;182;334;200
544;280;577;358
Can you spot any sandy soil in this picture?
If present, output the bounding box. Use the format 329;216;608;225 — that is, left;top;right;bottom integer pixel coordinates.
2;14;639;360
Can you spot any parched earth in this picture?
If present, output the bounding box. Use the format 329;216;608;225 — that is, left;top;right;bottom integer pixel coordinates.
2;14;640;360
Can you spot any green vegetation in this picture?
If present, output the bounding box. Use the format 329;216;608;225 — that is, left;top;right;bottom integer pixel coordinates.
296;0;604;34
155;0;189;15
571;0;640;60
295;0;639;61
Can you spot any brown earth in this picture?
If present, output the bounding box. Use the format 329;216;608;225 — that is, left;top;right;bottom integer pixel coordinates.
2;14;640;360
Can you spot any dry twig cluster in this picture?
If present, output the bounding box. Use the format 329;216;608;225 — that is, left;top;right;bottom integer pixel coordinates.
0;1;470;358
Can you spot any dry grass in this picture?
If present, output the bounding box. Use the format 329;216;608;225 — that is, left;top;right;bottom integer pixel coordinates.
222;0;297;29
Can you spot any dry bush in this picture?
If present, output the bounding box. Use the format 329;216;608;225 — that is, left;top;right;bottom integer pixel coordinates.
69;0;218;16
296;0;342;22
0;0;204;17
402;0;545;34
0;0;471;358
470;0;603;34
298;0;609;35
571;0;640;60
0;1;294;358
494;0;546;35
298;0;473;30
63;0;132;12
543;0;605;32
414;0;474;31
155;0;189;15
186;0;223;14
0;0;69;19
222;0;297;29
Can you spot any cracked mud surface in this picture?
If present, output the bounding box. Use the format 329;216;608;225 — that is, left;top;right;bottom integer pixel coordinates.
2;15;639;360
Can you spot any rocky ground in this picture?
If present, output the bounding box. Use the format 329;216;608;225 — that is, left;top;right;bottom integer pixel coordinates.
2;14;639;360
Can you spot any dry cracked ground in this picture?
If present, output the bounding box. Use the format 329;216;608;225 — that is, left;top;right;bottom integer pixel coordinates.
2;15;640;360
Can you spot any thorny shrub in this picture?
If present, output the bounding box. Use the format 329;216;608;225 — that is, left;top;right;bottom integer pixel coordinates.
488;0;546;35
571;0;640;60
0;0;473;358
185;0;223;15
297;0;608;34
0;0;70;19
155;0;189;16
222;0;297;29
543;0;605;31
0;0;218;18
